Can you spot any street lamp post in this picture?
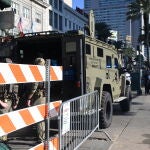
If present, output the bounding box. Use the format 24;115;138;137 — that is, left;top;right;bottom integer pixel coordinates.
145;28;149;67
139;50;142;95
137;45;142;95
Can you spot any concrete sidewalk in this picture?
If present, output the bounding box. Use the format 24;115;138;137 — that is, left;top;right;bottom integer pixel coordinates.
108;94;150;150
78;131;112;150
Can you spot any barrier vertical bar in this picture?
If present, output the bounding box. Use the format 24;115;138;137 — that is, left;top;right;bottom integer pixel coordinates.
59;102;61;150
45;59;51;150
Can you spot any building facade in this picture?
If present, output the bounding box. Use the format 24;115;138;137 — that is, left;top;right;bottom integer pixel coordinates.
8;0;49;34
0;0;88;35
49;0;88;33
63;4;88;32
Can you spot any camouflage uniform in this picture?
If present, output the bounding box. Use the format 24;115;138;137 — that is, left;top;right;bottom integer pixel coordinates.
27;58;46;142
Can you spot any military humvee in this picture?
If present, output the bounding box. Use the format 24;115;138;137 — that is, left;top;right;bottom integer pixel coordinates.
9;10;131;129
85;34;132;128
11;30;131;129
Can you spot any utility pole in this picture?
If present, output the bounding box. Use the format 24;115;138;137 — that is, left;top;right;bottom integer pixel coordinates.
144;13;149;67
146;28;149;67
137;45;142;95
139;48;142;95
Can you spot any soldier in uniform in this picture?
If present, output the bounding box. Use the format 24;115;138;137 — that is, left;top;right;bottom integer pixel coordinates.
0;58;19;143
26;58;46;142
143;68;150;95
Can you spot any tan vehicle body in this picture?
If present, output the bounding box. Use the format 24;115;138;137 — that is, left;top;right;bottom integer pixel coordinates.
85;35;126;102
13;30;131;129
83;34;131;128
1;10;131;129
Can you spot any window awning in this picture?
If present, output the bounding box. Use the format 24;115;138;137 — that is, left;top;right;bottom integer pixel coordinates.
0;0;11;10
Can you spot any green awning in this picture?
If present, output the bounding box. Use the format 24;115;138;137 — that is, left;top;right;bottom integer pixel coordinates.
0;0;11;9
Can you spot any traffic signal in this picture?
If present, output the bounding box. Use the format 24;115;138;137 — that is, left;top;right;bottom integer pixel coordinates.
0;0;11;10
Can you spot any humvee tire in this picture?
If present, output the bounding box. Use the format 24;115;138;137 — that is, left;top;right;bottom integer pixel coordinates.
99;91;113;129
120;85;132;112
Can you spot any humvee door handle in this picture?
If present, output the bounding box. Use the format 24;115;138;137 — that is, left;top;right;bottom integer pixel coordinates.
106;72;110;79
114;72;118;80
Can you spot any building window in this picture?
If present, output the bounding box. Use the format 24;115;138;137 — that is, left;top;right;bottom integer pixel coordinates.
97;47;103;57
73;23;75;30
106;56;112;68
54;0;58;9
12;1;19;15
69;20;71;29
65;18;67;27
86;44;91;55
114;58;118;68
54;12;58;29
23;7;30;19
35;13;41;23
76;25;78;30
49;10;53;26
59;15;62;30
59;0;62;12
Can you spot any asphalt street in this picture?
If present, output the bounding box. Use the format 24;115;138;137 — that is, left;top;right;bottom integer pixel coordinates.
79;91;150;150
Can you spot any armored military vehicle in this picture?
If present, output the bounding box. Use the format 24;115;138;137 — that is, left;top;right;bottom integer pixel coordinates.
10;11;131;129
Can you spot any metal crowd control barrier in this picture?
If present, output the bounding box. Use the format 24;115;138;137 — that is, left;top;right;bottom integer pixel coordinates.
0;61;109;150
59;91;99;150
0;61;62;150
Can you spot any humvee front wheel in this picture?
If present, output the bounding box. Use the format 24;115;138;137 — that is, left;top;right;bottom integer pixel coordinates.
120;85;132;112
99;91;113;129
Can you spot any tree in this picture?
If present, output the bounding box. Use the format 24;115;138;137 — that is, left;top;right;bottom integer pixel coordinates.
123;47;136;70
138;24;150;44
123;47;136;58
95;22;112;42
113;40;125;49
126;0;150;67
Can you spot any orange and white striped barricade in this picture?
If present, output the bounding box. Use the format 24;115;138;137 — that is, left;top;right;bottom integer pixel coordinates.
0;101;61;137
0;62;62;150
0;63;62;84
29;137;59;150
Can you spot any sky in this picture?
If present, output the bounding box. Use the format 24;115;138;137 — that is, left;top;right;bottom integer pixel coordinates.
73;0;84;9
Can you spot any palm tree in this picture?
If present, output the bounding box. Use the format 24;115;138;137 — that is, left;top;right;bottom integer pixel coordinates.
127;0;150;67
95;22;112;42
138;24;150;44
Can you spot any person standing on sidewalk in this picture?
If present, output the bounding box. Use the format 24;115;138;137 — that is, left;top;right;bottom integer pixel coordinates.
144;68;150;95
147;70;150;94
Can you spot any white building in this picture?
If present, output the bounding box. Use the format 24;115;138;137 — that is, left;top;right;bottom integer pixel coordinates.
9;0;49;34
0;0;88;35
49;1;88;32
63;4;88;32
